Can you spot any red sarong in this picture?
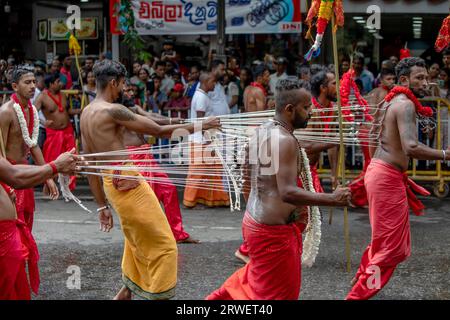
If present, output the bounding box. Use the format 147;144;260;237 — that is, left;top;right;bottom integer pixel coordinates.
0;219;40;299
346;159;429;300
43;125;76;190
238;169;321;257
349;128;372;208
7;159;36;232
127;145;190;242
207;212;302;300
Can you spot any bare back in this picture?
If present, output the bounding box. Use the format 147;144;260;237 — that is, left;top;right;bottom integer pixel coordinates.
246;122;298;225
80;101;128;160
372;94;414;171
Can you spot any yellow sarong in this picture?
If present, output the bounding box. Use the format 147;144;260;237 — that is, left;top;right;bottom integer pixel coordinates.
103;167;177;300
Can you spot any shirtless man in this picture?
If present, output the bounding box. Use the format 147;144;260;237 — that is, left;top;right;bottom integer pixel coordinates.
207;78;351;300
35;72;81;190
80;60;220;300
121;80;199;244
0;152;77;299
244;65;271;112
346;57;450;300
302;70;339;191
0;66;59;232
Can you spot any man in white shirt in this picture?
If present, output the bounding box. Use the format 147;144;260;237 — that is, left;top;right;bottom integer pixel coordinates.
208;60;229;116
184;72;230;209
269;57;288;96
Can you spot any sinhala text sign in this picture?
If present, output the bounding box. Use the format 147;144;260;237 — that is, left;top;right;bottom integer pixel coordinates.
132;0;302;35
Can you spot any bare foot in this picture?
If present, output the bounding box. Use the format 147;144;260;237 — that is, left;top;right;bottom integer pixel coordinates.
234;250;250;264
350;277;358;287
113;286;132;300
177;236;200;244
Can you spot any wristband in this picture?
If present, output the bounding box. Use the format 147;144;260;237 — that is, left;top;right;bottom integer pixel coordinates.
443;150;447;162
49;161;58;175
169;118;172;125
97;205;110;212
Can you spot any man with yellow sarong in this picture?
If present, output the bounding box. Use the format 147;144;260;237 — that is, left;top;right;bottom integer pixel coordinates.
80;60;220;300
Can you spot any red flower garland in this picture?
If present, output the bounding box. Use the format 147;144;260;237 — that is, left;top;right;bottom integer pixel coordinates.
384;86;433;118
339;70;370;122
250;82;267;97
435;15;450;53
311;97;335;133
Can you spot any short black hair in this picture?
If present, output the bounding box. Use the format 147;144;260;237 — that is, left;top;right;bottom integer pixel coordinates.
45;72;60;87
275;78;309;112
93;60;127;90
310;64;325;76
11;65;34;84
253;64;269;79
443;47;450;56
240;67;253;84
395;57;427;78
35;71;45;81
210;59;225;71
155;61;166;69
380;68;395;78
310;70;329;98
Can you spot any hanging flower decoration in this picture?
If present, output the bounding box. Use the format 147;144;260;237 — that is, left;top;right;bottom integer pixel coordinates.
435;15;450;53
69;34;81;56
340;70;372;122
304;0;344;61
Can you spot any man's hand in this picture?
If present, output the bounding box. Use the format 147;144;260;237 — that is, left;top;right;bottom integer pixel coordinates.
171;117;184;125
99;207;113;232
53;148;78;175
202;117;221;130
331;186;352;206
44;179;59;200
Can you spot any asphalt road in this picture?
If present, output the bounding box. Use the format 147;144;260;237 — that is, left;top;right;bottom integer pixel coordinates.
31;187;450;300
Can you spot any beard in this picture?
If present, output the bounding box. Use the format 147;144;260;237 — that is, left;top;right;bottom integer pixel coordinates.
121;95;135;108
293;113;309;129
409;85;426;98
114;91;125;104
327;92;337;102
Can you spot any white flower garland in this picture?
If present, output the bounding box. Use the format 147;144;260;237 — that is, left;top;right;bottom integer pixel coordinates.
299;147;322;268
12;101;39;148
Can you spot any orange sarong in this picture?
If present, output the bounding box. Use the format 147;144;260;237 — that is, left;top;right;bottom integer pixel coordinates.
183;143;230;208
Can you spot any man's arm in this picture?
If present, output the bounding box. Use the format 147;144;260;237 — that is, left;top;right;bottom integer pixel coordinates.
276;135;347;207
397;101;450;160
0;152;77;189
0;107;11;150
107;104;217;138
132;105;173;125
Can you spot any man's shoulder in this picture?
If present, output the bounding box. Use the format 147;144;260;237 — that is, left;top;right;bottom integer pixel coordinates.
0;100;14;115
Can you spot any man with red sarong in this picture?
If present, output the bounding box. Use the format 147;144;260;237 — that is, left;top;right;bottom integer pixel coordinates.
0;66;60;232
346;57;446;300
0;150;77;300
346;68;395;207
236;70;340;264
35;73;81;191
207;79;351;300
